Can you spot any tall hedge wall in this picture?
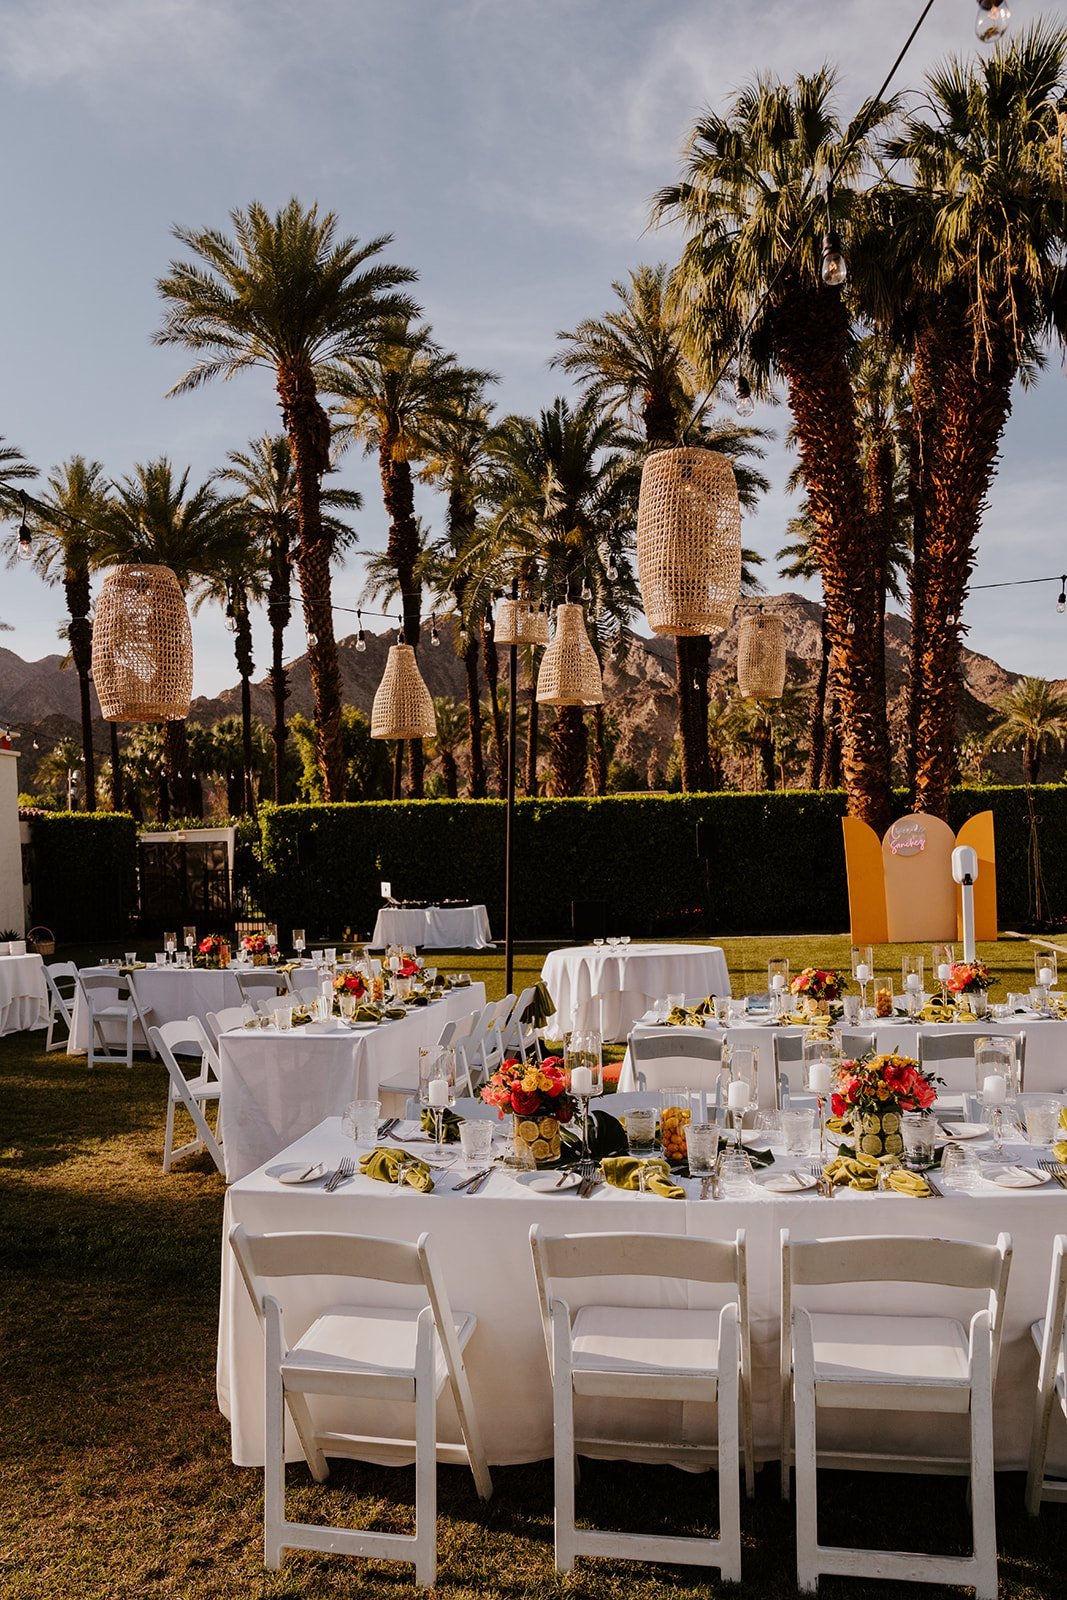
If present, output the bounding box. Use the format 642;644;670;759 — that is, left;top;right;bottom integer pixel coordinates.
28;812;138;941
257;786;1067;938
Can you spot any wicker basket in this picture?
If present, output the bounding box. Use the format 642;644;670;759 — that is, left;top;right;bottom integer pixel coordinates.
370;644;437;741
636;447;742;636
92;564;193;722
28;926;56;956
536;604;603;707
737;611;786;699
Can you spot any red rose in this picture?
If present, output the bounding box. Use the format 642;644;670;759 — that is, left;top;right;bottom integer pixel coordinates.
831;1092;846;1117
511;1088;540;1116
544;1078;564;1097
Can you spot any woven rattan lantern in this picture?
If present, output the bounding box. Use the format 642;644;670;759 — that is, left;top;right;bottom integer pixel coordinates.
370;644;437;740
495;598;552;647
636;447;742;635
92;564;193;722
737;610;787;700
535;603;603;707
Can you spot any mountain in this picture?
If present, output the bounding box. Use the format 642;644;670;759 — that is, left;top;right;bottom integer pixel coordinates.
0;594;1044;792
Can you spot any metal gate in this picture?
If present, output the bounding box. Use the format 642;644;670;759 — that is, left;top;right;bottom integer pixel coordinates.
138;838;232;932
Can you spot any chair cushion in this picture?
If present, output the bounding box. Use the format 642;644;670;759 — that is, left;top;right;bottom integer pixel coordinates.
570;1304;721;1398
284;1303;475;1393
807;1312;971;1413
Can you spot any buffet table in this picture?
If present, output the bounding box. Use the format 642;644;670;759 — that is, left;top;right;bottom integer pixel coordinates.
371;904;493;950
0;951;47;1036
218;1114;1067;1474
541;942;731;1041
67;962;320;1054
216;983;486;1183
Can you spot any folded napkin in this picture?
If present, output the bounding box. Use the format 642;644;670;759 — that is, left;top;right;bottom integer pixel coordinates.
601;1156;685;1199
1052;1139;1067;1163
382;1006;408;1021
521;980;555;1028
917;1002;958;1023
275;961;299;975
420;1106;463;1142
359;1146;434;1191
119;963;147;973
822;1151;930;1196
665;1005;704;1028
349;1004;381;1022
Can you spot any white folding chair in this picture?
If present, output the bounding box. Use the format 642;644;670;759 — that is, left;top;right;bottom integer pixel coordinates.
782;1228;1012;1600
229;1224;492;1586
917;1028;1027;1096
501;985;540;1061
529;1225;751;1581
206;1003;254;1044
1026;1233;1067;1514
236;969;290;1008
454;1004;500;1091
78;972;157;1070
150;1019;225;1176
378;1011;480;1106
628;1030;724;1097
43;961;78;1051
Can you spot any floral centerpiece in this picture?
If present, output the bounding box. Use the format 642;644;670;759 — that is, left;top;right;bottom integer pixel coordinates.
333;970;367;1005
241;932;276;967
790;967;847;1016
395;956;421;979
947;959;993;995
480;1055;575;1164
831;1051;939;1158
195;933;230;970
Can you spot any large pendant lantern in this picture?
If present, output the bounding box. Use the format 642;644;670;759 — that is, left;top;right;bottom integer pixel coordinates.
535;603;603;707
370;644;437;740
92;564;193;722
636;447;742;635
494;597;551;647
737;609;787;700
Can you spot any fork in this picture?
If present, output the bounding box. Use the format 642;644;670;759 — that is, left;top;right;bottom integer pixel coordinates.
1039;1160;1067;1190
811;1162;834;1198
325;1156;355;1192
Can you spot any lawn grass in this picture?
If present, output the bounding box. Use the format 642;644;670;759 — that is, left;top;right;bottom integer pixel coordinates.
1;935;1063;1598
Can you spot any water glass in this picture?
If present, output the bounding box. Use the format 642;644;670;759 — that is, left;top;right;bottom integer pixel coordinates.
901;1111;936;1169
686;1122;720;1176
780;1107;816;1156
273;1004;293;1031
841;994;860;1025
339;993;357;1020
940;1141;980;1190
459;1119;494;1168
717;1145;754;1197
342;1098;381;1146
714;997;731;1025
625;1106;657;1153
1029;985;1049;1014
666;992;685;1012
1007;991;1027;1013
124;951;137;966
1024;1097;1063;1147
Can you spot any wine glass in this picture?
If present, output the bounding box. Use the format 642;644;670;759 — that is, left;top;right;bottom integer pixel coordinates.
592;935;605;950
606;935;620;951
803;1035;836;1158
619;934;631;948
420;1045;457;1156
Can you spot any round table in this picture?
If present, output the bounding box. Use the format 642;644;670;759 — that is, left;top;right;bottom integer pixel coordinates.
541;942;731;1042
0;952;47;1036
371;904;493;950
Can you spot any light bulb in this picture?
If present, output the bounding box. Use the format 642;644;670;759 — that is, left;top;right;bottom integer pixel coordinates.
976;1;1010;43
308;632;317;647
821;231;848;287
581;580;593;602
735;373;755;418
17;525;31;560
430;615;441;646
1058;589;1066;614
607;562;618;581
355;630;367;652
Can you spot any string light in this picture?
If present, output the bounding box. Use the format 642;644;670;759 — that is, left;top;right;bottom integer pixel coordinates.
581;577;593;602
1058;578;1066;614
820;183;848;287
17;492;31;561
735;371;755;419
975;1;1011;43
430;613;441;646
355;608;367;651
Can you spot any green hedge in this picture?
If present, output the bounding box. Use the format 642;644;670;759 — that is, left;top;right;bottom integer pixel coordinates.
28;812;138;941
256;786;1067;938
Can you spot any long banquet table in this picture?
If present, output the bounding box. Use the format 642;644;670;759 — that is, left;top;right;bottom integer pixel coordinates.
371;904;493;950
0;951;47;1036
218;1112;1067;1475
541;942;731;1042
216;983;486;1183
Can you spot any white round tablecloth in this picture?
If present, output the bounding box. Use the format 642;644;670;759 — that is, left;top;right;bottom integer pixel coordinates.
0;952;47;1037
371;904;493;950
216;982;486;1182
541;942;731;1041
67;962;321;1054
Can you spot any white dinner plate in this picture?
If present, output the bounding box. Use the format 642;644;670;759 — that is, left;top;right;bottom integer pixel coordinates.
272;1161;327;1185
984;1165;1049;1189
939;1123;989;1141
522;1171;583;1193
762;1171;818;1193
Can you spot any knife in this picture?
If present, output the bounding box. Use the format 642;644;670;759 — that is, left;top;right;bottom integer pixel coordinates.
378;1117;399;1139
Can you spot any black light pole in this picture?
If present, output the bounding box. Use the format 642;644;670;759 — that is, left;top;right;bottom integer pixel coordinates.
504;577;519;995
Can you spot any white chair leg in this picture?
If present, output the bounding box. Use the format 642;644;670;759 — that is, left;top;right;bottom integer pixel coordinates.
413;1313;437;1588
793;1309;819;1596
285;1392;329;1483
969;1327;998;1600
264;1308;287;1571
162;1093;176;1174
780;1373;792;1501
1025;1364;1056;1516
125;1005;134;1069
551;1303;576;1574
716;1304;742;1583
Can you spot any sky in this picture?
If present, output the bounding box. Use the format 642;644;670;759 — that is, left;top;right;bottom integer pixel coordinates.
1;0;1066;697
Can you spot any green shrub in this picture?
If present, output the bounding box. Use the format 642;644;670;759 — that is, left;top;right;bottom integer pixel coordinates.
28;812;138;940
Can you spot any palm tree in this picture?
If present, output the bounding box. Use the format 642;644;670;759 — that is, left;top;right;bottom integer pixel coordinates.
155;198;417;799
985;677;1067;784
881;24;1067;815
96;459;245;819
191;539;269;815
555;264;770;790
659;69;896;832
218;434;361;802
15;458;110;810
122;724;168;821
0;437;36;516
33;736;84;808
429;697;468;798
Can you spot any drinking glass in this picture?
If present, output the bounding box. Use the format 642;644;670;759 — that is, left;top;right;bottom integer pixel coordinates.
620;935;631;948
124;951;137;966
1007;991;1027;1013
606;935;619;950
901;955;924;997
342;1098;381;1146
624;1106;657;1153
324;947;337;966
420;1046;457;1155
686;1123;720;1176
459;1119;494;1170
666;991;685;1013
940;1141;981;1190
592;936;605;950
1029;985;1049;1015
901;1111;936;1170
1034;949;1058;988
1024;1097;1062;1147
714;997;731;1025
717;1145;755;1196
292;929;306;955
456;972;471;987
273;1004;293;1031
339;993;357;1021
780;1107;816;1156
183;925;196;953
841;994;860;1025
967;991;989;1018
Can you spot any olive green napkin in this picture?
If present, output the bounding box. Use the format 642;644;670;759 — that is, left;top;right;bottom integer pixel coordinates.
420;1106;463;1143
822;1151;930;1196
601;1156;685;1199
665;1005;704;1028
120;963;147;973
351;1004;382;1023
359;1146;434;1191
521;980;555;1028
918;1002;957;1023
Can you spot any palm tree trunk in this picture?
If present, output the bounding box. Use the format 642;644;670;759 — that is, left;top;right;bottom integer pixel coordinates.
441;750;458;798
378;441;424;799
549;707;587;796
822;698;843;789
277;363;345;800
463;638;487;798
525;671;539;795
482;630;507;797
268;520;292;804
392;742;403;799
590;704;607;796
162;720;188;816
64;567;96;811
1025;737;1039;785
806;605;830;788
109;722;123;812
233;595;255;816
675;636;711;791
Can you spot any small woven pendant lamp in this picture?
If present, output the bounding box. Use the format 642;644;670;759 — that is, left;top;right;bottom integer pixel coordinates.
737;608;787;700
536;603;603;706
495;597;552;647
92;564;193;722
636;447;742;635
370;644;437;740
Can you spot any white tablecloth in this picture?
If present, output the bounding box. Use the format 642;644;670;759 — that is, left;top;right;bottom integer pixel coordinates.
541;943;731;1041
619;1016;1067;1098
217;983;486;1183
371;905;493;950
218;1115;1067;1474
0;952;47;1036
